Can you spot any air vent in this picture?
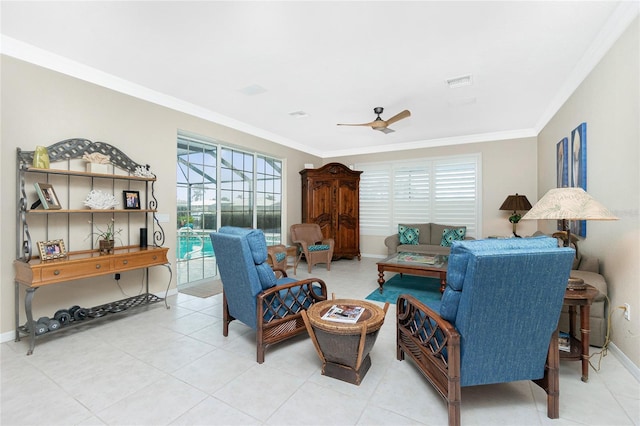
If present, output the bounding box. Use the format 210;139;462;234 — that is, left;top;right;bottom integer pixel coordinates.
446;75;473;88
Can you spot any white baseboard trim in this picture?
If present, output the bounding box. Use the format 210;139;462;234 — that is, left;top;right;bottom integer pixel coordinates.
361;253;386;259
1;287;178;345
609;342;640;382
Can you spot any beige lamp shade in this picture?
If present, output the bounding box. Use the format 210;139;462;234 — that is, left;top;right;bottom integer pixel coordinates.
522;187;618;221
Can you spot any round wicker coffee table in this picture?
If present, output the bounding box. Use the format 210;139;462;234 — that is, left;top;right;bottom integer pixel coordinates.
302;298;389;385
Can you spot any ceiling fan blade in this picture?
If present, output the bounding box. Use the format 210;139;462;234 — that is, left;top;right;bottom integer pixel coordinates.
337;121;376;127
374;127;395;134
385;109;411;126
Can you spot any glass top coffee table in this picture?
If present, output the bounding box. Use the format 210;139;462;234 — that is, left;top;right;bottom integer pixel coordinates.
376;252;448;294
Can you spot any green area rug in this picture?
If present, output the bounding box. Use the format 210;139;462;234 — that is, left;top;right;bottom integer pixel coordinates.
365;274;442;305
178;280;223;298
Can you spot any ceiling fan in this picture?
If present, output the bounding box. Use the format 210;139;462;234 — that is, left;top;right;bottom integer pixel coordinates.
337;107;411;134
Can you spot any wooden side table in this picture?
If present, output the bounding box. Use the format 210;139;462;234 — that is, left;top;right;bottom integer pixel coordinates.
302;298;389;385
562;283;599;382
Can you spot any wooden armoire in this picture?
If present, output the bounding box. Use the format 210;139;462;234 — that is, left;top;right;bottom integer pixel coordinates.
300;163;362;260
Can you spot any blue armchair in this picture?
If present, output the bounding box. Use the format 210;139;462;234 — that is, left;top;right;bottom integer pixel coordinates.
396;237;575;426
210;227;328;363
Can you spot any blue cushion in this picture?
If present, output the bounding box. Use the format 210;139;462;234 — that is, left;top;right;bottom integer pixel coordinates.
255;263;276;290
439;287;462;322
440;227;466;247
245;229;268;264
275;252;287;263
399;225;420;245
309;244;330;251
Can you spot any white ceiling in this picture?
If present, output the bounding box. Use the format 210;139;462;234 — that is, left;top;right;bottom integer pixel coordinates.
1;1;637;158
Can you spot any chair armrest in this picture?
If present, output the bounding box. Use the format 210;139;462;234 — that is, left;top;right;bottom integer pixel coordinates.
577;255;599;273
396;294;460;394
292;239;309;251
258;278;328;321
384;234;400;254
321;238;335;249
272;267;288;279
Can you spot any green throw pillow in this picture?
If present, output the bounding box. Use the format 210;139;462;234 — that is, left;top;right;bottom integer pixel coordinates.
398;225;420;245
441;228;466;247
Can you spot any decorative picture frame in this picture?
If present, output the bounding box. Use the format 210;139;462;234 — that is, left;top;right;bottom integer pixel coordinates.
37;239;67;261
571;122;587;237
34;182;61;210
556;137;569;232
556;137;568;188
123;190;141;210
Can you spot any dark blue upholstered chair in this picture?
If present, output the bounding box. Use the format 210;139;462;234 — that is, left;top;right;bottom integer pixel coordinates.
396;237;575;426
210;227;328;363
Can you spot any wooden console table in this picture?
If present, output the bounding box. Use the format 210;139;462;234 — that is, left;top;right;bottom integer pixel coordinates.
14;246;171;355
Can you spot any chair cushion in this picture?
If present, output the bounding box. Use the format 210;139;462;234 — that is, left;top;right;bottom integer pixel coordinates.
245;229;268;264
309;244;330;251
398;225;420;245
440;228;466;247
275;252;287;263
255;263;277;290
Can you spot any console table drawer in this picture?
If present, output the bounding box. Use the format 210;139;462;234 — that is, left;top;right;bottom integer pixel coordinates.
114;250;168;271
40;259;112;283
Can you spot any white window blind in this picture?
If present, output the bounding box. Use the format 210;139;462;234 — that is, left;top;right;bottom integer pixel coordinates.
356;154;480;237
359;164;391;235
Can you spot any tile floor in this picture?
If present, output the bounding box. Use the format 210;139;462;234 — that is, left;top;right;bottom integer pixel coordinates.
2;257;638;425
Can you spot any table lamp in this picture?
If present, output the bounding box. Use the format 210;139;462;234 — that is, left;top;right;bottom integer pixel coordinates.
521;187;618;247
499;193;532;237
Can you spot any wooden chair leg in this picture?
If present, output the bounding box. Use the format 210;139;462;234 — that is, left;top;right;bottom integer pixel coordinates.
222;293;230;337
534;328;560;419
546;329;560;418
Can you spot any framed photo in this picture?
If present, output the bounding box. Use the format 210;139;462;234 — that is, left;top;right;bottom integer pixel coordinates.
34;182;61;210
123;190;141;210
37;239;67;261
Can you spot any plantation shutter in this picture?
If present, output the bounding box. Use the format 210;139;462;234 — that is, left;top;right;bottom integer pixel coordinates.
359;164;391;235
356;154;480;237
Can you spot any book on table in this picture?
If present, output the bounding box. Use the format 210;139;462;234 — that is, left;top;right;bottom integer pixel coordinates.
559;331;571;352
397;252;442;265
321;304;365;323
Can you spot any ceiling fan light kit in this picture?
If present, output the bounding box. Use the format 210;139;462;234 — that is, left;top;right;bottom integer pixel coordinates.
337;107;411;134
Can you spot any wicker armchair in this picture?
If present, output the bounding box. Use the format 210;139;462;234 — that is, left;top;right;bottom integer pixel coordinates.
290;223;335;273
396;237;575;426
266;244;288;277
210;227;328;363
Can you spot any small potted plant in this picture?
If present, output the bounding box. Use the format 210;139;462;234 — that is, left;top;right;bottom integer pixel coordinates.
87;219;122;255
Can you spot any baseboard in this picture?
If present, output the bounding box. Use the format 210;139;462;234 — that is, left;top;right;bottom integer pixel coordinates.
609;342;640;382
0;287;178;344
361;253;386;259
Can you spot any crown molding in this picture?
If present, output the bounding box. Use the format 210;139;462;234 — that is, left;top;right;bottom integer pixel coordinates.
0;35;322;158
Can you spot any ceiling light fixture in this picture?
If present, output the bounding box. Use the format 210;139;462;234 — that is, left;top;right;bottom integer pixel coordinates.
446;75;473;89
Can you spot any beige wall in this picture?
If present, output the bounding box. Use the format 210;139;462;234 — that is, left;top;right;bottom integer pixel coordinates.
326;138;539;257
2;17;638;370
537;18;639;366
0;56;320;337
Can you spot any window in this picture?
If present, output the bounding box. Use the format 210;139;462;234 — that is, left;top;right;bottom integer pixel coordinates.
356;154;480;238
176;132;283;286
